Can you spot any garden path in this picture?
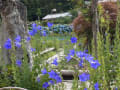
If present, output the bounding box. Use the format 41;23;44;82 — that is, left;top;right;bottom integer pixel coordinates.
34;47;90;90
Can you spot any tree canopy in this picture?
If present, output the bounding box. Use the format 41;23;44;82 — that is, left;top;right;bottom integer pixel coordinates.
21;0;77;21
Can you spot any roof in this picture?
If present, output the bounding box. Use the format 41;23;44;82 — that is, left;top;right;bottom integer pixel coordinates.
42;12;72;20
98;0;117;2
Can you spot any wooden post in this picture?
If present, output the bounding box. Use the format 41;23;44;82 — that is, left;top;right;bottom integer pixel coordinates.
91;0;99;59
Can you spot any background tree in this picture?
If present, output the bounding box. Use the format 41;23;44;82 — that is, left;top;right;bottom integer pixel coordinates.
36;8;41;20
21;0;75;21
91;0;99;58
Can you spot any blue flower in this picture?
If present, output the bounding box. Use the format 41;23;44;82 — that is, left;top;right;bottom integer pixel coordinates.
94;82;99;90
15;35;21;42
55;75;62;83
4;38;12;49
49;80;54;85
70;37;77;43
90;60;101;69
78;43;82;46
84;49;88;53
76;51;85;58
69;49;75;56
47;22;53;28
42;30;47;36
48;70;57;79
37;25;42;30
84;88;87;90
65;55;72;62
32;23;37;28
16;60;22;67
36;77;40;83
79;58;84;67
85;55;94;62
42;82;49;89
15;42;21;48
79;73;90;82
115;87;118;90
41;68;47;75
31;48;36;52
52;58;58;66
28;30;35;36
14;35;21;48
94;82;99;88
32;28;37;34
26;37;31;42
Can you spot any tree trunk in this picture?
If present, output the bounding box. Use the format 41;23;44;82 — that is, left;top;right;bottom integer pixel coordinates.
91;0;99;59
0;0;33;69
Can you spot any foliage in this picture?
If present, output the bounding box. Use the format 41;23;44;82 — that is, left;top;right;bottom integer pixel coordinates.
0;1;120;89
28;22;73;35
51;24;73;34
36;8;41;20
0;29;73;90
52;16;73;24
69;9;78;19
21;0;75;21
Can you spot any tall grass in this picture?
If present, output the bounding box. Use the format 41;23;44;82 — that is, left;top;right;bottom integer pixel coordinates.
89;1;120;89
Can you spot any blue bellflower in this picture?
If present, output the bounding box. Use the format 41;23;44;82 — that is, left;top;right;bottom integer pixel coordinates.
36;77;40;83
32;28;37;34
65;55;72;62
47;22;53;28
84;88;87;90
31;48;36;52
28;30;35;36
76;51;85;58
32;23;37;28
26;37;31;42
90;60;101;69
94;82;99;90
85;55;94;62
79;58;84;68
15;42;21;48
16;60;22;67
70;37;77;43
14;35;21;48
49;80;54;85
4;38;12;49
84;49;88;53
79;73;90;82
41;68;47;75
42;82;49;89
37;25;42;30
115;87;118;90
52;58;58;66
48;70;57;79
42;30;47;36
55;75;62;83
69;49;75;56
15;35;21;42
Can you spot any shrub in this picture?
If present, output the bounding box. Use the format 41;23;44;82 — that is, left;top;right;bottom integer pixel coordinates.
51;24;73;34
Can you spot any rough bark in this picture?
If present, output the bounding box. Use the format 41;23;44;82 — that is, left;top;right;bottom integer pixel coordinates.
0;0;33;69
91;0;99;59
